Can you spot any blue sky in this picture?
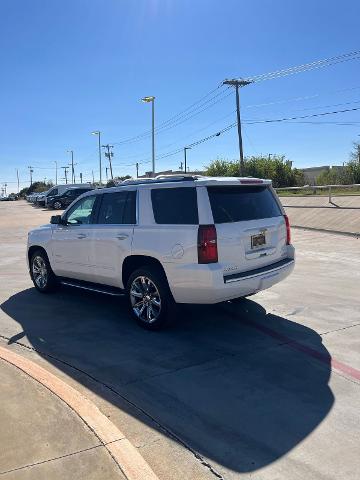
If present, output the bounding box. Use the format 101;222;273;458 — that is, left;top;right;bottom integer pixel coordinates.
0;0;359;191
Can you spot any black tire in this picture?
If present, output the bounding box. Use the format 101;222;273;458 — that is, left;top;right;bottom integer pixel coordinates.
30;249;58;293
126;266;176;330
53;201;63;210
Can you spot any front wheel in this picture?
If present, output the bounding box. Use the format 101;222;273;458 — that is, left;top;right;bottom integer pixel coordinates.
126;266;175;330
53;201;63;210
30;250;57;293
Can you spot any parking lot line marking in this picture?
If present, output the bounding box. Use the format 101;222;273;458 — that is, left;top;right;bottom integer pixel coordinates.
0;345;159;480
222;307;360;382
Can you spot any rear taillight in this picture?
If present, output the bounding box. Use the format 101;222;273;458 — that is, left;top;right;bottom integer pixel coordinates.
284;214;291;245
198;225;218;264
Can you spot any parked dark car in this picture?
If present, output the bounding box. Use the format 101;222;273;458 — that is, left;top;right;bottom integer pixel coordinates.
47;187;94;210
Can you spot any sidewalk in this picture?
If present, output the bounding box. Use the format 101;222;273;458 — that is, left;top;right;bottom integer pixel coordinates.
0;358;126;479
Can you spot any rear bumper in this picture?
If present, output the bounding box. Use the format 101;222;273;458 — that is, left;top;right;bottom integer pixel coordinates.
223;258;294;284
166;248;295;304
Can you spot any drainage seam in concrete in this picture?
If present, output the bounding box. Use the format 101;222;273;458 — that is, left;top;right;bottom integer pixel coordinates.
0;336;226;480
0;444;103;476
0;348;159;480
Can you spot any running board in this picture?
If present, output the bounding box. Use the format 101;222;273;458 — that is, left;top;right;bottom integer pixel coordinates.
60;279;125;297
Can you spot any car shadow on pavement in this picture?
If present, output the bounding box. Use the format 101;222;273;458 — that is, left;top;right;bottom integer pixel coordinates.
1;287;334;474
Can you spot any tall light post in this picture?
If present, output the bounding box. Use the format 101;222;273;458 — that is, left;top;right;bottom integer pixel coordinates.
91;131;102;184
141;96;155;176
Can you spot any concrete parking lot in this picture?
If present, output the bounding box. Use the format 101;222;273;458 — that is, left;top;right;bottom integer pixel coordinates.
1;200;360;479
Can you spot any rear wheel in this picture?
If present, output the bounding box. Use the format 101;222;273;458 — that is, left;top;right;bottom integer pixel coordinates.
53;201;63;210
30;250;57;293
126;266;175;330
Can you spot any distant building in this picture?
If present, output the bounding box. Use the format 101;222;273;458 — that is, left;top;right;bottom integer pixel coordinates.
301;165;345;184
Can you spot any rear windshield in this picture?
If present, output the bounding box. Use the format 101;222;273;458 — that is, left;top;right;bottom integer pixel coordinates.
207;185;282;223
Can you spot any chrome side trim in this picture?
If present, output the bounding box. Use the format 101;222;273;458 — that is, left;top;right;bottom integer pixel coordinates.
224;259;294;284
60;281;124;296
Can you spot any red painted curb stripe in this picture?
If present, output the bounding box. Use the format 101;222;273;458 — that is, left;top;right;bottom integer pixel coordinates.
225;308;360;382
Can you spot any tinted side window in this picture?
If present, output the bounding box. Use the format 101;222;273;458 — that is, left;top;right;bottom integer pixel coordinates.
207;186;282;223
66;196;97;225
97;191;136;225
151;187;198;225
49;188;58;196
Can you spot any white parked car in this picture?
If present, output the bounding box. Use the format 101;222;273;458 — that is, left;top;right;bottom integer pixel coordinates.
27;176;295;329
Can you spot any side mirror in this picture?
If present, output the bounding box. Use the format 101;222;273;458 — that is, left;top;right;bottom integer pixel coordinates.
50;215;64;225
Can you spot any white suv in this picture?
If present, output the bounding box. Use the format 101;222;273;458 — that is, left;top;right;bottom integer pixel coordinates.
27;176;295;329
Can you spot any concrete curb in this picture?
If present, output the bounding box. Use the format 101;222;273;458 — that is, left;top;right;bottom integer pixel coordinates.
0;345;159;480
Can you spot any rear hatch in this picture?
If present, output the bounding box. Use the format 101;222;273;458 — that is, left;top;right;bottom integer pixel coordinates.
207;183;288;275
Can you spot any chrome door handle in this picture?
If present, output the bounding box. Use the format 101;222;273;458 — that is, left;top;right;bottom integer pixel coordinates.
77;233;87;239
116;234;129;240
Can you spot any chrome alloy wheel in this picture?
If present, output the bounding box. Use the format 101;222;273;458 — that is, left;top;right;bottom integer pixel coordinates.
130;276;161;323
54;201;62;210
32;255;48;289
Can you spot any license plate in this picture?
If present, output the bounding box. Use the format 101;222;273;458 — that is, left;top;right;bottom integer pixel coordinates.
251;232;266;248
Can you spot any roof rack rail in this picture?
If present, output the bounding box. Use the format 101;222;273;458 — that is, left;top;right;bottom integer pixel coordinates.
110;176;198;188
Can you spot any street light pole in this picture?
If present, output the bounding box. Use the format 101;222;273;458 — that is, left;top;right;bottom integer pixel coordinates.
223;79;252;176
91;131;102;184
141;96;156;176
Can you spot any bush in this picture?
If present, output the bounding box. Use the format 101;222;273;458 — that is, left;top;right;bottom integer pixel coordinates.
204;155;304;188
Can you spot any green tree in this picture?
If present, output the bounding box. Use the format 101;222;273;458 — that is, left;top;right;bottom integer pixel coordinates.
27;181;53;195
106;175;132;187
204;155;304;188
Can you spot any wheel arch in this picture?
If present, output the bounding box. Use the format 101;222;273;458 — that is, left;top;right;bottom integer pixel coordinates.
122;255;168;289
28;245;49;266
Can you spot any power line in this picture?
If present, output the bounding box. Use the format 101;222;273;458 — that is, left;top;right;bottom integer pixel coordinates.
246;50;360;83
112;87;232;146
244;106;360;124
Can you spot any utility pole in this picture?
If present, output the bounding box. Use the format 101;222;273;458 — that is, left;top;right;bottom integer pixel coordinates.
61;166;69;184
105;167;109;182
28;166;34;186
184;147;191;174
223;79;252;176
16;169;20;193
80;172;83;184
92;170;95;185
4;183;7;195
54;161;58;184
67;150;75;183
102;144;114;180
136;162;139;178
179;161;183;172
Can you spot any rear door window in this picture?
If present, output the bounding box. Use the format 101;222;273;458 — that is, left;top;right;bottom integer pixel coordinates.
151;187;198;224
97;191;136;224
207;186;282;223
